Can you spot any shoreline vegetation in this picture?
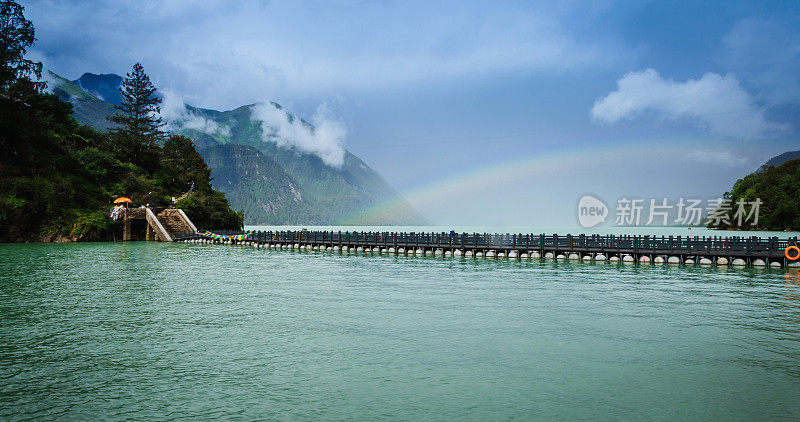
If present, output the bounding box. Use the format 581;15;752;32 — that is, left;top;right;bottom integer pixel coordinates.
707;158;800;232
0;2;242;242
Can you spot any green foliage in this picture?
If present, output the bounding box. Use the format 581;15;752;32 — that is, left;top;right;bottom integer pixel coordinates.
176;191;243;231
68;209;118;241
161;135;212;193
74;147;112;180
711;159;800;231
0;192;26;223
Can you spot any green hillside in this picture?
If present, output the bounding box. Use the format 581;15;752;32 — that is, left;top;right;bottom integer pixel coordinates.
712;158;800;231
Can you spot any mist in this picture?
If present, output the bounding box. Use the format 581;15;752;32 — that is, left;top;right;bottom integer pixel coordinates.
251;102;346;168
160;89;231;137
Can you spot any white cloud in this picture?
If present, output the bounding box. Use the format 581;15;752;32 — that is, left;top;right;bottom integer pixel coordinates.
160;89;230;136
24;50;57;93
251;102;346;168
41;70;59;94
591;69;786;139
685;150;748;168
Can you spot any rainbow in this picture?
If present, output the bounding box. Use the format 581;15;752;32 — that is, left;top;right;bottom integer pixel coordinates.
336;139;697;225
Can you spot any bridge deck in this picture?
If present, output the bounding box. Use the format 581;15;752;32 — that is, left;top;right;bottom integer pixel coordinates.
174;230;798;261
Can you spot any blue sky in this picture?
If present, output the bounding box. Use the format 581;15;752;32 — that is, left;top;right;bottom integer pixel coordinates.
24;0;800;225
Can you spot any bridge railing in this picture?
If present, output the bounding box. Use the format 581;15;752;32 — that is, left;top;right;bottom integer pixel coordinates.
192;229;797;257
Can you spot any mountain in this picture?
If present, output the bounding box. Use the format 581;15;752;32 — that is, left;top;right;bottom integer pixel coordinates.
73;73;123;106
761;150;800;169
46;71;430;225
47;71;117;130
183;103;429;225
202;144;310;224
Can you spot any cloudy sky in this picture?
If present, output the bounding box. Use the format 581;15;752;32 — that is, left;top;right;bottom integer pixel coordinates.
24;0;800;226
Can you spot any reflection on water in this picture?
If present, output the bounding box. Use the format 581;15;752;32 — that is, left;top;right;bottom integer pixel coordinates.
0;242;798;420
782;269;800;324
785;268;800;287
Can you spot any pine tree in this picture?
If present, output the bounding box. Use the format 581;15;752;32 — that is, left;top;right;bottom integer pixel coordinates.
108;62;165;166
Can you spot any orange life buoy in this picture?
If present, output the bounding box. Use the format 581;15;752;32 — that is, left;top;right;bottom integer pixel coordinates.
785;245;800;260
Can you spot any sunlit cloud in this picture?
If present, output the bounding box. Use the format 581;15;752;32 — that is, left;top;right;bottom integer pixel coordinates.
592;69;786;139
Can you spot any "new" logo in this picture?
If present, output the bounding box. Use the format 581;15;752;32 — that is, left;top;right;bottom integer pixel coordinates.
578;195;608;228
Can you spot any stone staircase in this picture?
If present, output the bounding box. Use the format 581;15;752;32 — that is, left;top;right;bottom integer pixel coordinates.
145;208;172;242
157;209;197;238
123;208;197;242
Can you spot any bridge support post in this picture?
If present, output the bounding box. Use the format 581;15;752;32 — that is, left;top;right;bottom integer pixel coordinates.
123;217;131;241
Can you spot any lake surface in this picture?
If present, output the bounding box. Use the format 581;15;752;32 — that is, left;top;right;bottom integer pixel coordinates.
1;239;799;420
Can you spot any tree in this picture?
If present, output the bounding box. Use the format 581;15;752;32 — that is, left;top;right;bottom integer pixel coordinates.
0;0;44;97
108;62;165;166
161;134;212;193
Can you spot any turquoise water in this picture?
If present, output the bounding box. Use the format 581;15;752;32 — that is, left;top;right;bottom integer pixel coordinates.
1;241;799;420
